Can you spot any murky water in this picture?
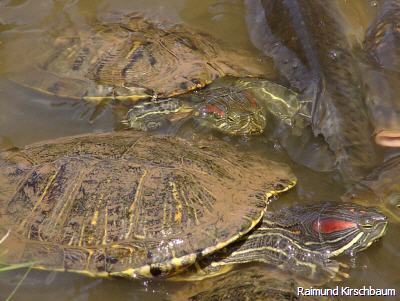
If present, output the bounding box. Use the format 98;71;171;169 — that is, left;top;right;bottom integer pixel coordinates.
0;1;399;300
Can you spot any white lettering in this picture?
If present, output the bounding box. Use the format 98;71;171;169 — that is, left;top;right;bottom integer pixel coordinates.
341;286;350;296
297;286;397;297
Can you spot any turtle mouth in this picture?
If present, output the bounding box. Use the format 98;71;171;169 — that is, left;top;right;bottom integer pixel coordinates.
375;130;400;147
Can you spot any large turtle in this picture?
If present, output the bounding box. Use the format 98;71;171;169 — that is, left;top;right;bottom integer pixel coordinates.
0;132;387;281
5;13;271;102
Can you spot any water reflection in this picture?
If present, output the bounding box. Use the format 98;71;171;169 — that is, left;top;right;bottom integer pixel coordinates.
0;80;115;147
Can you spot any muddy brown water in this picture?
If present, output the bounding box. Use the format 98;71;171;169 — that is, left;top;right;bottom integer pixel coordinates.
0;1;399;300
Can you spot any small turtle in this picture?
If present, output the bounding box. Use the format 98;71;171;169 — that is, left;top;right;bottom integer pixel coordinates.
6;14;271;102
126;76;337;173
125;76;306;136
0;132;387;281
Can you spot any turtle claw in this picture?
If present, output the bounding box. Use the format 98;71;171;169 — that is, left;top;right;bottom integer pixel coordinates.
329;260;350;282
331;270;350;282
338;262;349;269
315;258;350;283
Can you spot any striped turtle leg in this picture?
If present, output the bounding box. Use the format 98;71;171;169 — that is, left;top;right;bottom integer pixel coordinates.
125;98;195;131
191;228;344;283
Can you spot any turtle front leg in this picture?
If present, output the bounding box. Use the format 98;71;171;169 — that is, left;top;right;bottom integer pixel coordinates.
125;98;195;131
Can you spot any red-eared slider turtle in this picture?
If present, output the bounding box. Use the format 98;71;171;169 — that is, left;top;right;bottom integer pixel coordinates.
125;76;306;136
126;76;336;173
6;13;271;102
0;132;387;280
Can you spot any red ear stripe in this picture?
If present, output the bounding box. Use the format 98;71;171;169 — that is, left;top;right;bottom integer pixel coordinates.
312;219;357;234
244;92;258;108
205;104;225;117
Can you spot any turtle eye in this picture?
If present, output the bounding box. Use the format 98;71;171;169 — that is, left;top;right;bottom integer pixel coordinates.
362;224;374;229
227;112;241;122
360;217;374;229
291;228;301;235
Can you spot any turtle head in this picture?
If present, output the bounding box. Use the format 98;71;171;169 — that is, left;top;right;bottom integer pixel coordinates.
302;202;388;257
270;202;388;258
197;91;267;136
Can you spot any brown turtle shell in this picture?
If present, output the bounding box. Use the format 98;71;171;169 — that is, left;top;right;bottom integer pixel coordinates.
8;14;271;101
0;132;295;278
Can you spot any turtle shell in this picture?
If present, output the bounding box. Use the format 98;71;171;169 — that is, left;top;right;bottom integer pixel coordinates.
0;132;295;278
7;14;271;101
